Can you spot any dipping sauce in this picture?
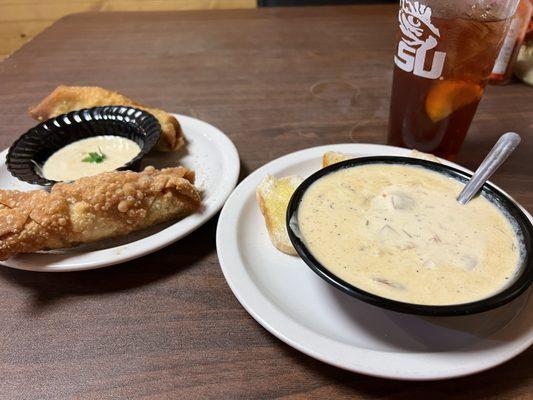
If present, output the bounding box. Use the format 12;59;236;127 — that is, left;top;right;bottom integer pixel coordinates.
42;135;141;181
297;164;521;305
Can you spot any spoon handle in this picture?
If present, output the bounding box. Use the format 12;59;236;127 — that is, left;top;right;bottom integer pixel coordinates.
457;132;521;205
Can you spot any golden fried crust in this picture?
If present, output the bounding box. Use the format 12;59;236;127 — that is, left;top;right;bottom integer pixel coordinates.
0;190;72;256
28;85;185;152
0;167;200;260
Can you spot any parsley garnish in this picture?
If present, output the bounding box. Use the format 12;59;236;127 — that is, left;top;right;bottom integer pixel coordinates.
82;150;106;163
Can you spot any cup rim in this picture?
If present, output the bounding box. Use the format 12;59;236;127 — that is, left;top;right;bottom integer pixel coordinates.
286;156;533;316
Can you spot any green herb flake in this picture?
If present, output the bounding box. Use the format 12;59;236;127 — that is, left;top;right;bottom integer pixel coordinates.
82;151;106;164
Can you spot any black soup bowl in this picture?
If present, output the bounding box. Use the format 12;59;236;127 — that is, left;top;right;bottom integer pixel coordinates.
286;156;533;316
7;106;161;187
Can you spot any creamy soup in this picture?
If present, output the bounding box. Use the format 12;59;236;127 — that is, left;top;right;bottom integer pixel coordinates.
297;164;521;305
42;135;141;181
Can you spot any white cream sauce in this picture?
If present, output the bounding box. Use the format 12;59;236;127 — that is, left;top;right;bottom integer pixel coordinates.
297;164;520;305
42;135;141;181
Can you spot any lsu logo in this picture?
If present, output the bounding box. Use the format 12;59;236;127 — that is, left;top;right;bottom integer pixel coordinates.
394;0;446;79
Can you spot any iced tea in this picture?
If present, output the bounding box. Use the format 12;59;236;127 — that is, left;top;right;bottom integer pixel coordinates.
387;0;517;159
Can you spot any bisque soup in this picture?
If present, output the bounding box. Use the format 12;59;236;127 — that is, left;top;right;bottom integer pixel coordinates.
297;164;521;305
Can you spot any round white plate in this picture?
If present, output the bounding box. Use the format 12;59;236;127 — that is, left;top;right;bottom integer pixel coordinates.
216;143;533;381
1;114;239;272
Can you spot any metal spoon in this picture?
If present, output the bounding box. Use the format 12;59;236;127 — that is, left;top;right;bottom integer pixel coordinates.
456;132;521;205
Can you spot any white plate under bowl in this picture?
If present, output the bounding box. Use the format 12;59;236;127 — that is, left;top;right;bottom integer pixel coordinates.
1;114;239;272
216;143;533;380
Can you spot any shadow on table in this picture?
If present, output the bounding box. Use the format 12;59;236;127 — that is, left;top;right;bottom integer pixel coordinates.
280;344;533;400
275;334;532;398
321;282;531;352
0;218;218;312
0;156;251;314
264;276;532;396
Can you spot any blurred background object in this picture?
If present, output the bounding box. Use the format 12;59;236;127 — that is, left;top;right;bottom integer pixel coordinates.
258;0;394;5
0;0;255;61
514;0;533;85
0;0;395;62
515;41;533;85
490;0;532;84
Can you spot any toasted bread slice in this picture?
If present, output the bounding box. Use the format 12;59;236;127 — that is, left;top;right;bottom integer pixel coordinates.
322;150;440;168
322;151;353;167
408;149;441;163
256;175;303;255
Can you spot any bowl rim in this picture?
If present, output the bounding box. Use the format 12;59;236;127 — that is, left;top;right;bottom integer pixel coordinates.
286;156;533;316
6;105;161;186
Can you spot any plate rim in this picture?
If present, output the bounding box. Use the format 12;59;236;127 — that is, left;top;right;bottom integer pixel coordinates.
0;114;240;272
216;143;533;380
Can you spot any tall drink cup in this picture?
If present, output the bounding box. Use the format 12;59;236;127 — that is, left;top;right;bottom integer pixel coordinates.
387;0;520;159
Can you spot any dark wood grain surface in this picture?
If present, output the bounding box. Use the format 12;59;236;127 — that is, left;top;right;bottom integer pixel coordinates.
0;5;531;399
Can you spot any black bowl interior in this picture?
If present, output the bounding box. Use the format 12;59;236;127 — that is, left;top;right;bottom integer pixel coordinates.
7;106;161;186
286;156;533;316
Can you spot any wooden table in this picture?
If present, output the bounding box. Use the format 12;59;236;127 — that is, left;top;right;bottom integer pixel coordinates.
0;5;531;399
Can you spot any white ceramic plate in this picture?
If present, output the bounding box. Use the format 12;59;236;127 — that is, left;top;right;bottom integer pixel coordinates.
1;114;239;272
216;143;533;381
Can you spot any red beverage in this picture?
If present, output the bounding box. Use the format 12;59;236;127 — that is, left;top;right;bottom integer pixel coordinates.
388;0;516;159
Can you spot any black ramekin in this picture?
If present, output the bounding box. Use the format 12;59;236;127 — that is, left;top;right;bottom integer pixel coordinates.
7;106;161;186
286;156;533;316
